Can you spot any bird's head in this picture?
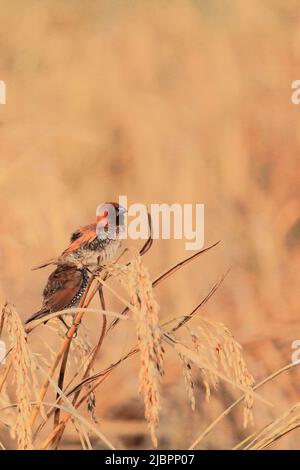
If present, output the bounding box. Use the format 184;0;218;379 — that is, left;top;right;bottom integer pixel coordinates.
96;202;127;239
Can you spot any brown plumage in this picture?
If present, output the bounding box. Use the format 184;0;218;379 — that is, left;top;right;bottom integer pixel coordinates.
25;264;90;325
63;224;97;254
25;202;126;329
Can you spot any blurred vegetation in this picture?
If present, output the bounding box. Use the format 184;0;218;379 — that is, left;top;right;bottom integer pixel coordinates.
0;0;300;449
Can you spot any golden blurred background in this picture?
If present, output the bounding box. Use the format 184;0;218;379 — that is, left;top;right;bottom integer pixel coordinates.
1;0;300;449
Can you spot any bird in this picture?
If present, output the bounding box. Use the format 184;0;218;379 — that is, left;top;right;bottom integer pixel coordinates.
25;202;126;329
62;202;126;268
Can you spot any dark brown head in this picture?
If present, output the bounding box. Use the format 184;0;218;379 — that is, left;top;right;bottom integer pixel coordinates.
96;202;126;239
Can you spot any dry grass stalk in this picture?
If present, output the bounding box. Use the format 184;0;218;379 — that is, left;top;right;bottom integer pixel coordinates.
0;242;277;450
36;361;116;450
125;253;164;447
0;361;16;434
0;303;38;449
34;249;258;450
61;322;92;376
189;318;255;427
169;338;264;408
71;417;93;450
39;373;115;450
178;354;195;411
50;253;252;448
237;401;300;450
189;362;300;450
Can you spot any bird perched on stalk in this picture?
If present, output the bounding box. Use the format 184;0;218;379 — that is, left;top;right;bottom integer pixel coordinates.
25;202;126;328
62;202;126;268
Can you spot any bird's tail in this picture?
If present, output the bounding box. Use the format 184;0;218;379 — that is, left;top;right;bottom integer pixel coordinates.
24;308;49;326
31;258;58;270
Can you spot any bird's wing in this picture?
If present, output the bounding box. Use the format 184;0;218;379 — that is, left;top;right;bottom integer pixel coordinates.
63;223;97;254
42;264;89;312
25;265;89;325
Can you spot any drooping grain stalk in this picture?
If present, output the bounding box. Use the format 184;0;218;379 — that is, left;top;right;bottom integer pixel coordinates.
190;318;255;427
189;361;300;449
178;354;195;411
37;251;254;449
126;253;164;447
0;303;38;449
1;240;277;451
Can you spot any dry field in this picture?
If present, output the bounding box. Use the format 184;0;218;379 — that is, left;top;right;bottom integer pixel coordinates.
0;0;300;450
